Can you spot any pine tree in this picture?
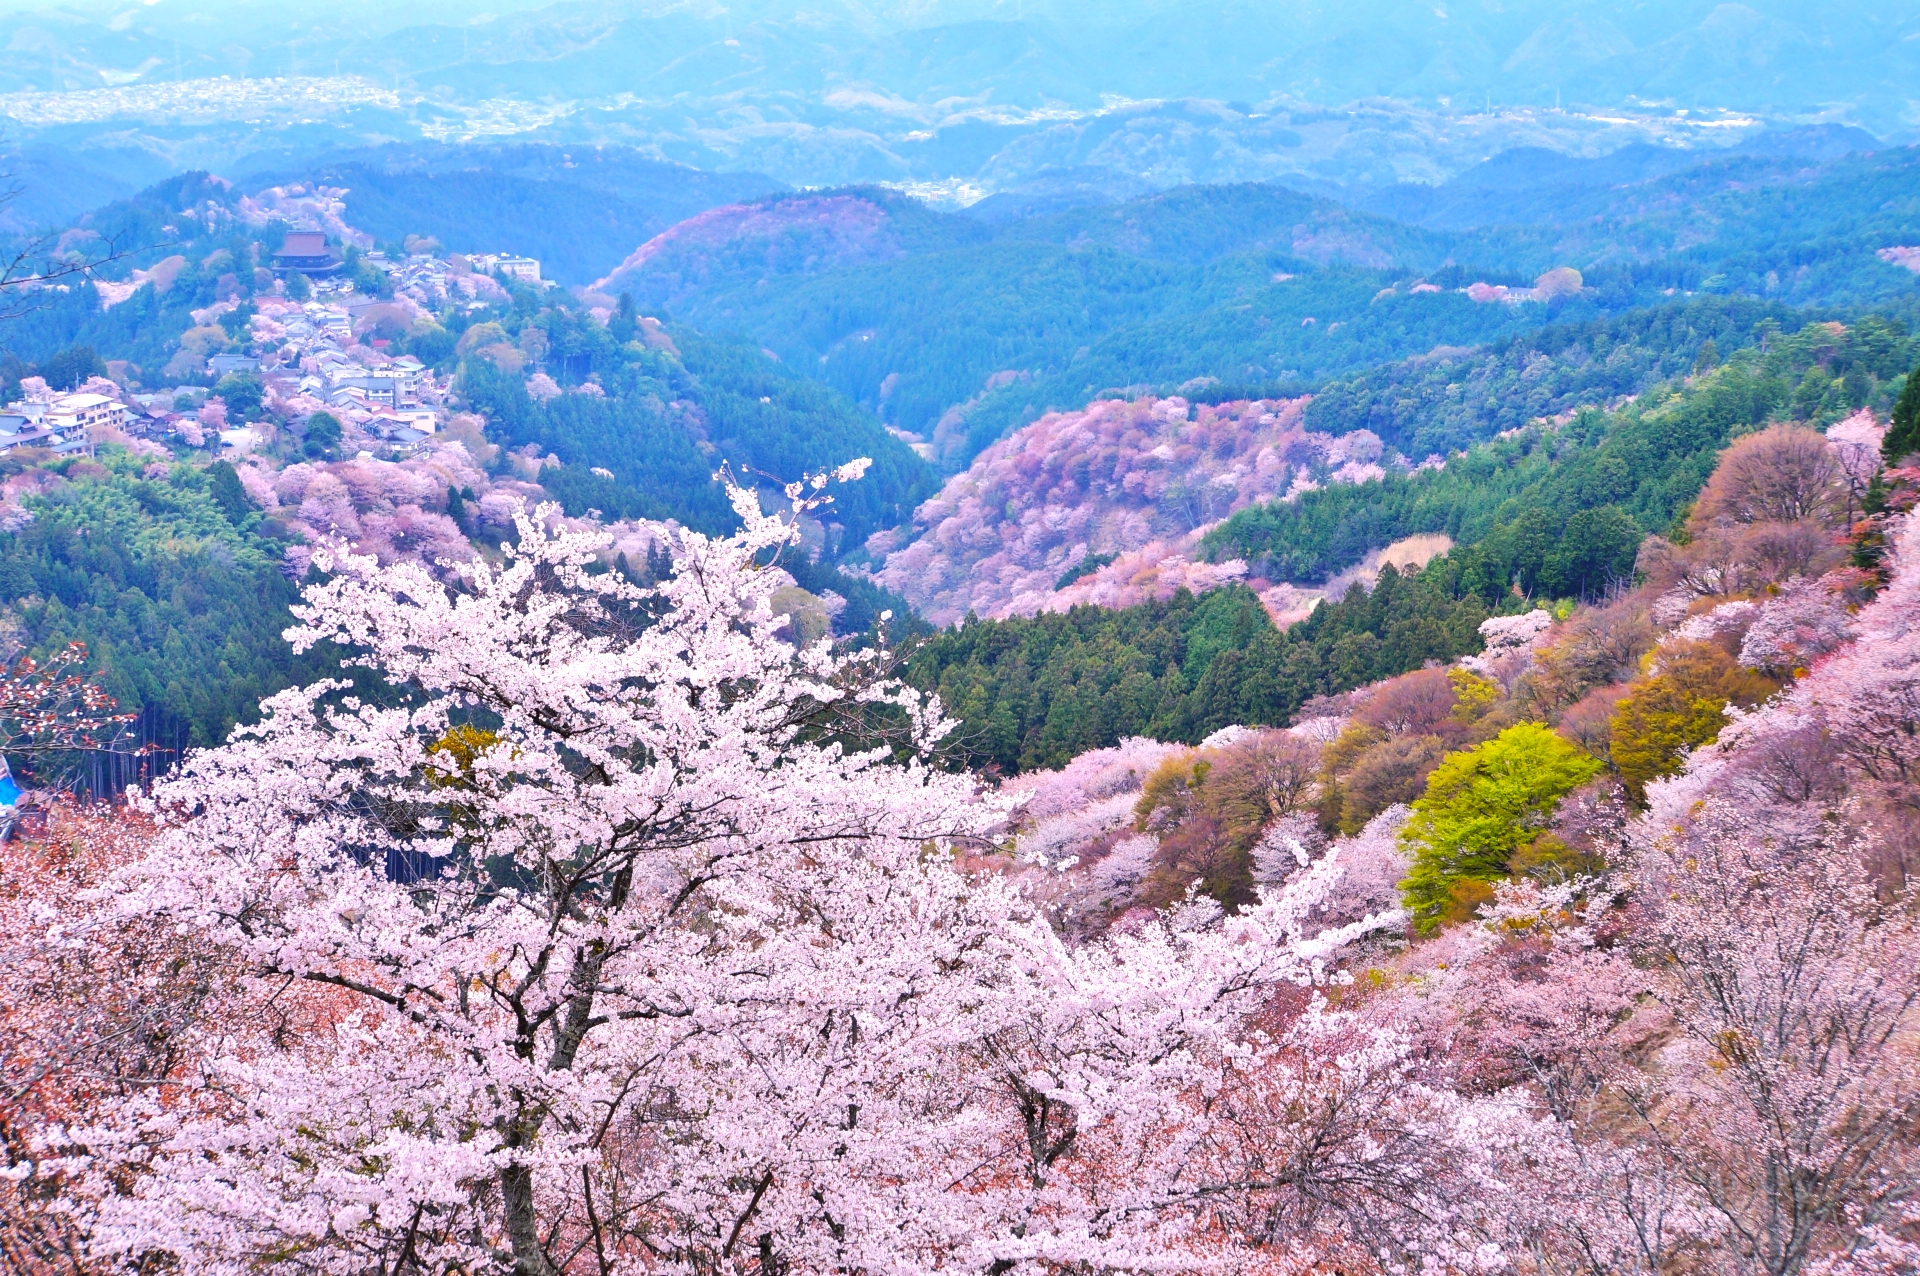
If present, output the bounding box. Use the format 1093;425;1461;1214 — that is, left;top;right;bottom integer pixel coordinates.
1885;367;1920;464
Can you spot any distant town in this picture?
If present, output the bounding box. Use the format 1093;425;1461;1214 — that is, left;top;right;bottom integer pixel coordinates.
4;223;551;462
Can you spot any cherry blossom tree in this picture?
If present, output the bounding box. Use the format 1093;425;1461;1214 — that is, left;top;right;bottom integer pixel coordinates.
1624;804;1920;1276
2;806;232;1276
0;643;138;760
75;466;1013;1273
50;468;1537;1276
1795;518;1920;789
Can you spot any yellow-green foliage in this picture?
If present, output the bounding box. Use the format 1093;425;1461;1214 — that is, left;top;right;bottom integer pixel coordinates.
1447;668;1501;722
1608;639;1775;803
1398;722;1603;934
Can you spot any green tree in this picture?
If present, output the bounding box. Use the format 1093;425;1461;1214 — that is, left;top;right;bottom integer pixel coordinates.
217;301;257;340
407;325;457;368
303;411;343;459
1539;505;1643;600
0;448;334;757
203;460;253;526
1885;367;1920;464
1398;722;1602;934
39;345;106;390
213;372;265;420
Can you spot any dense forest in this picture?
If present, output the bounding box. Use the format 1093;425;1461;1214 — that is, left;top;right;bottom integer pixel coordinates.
455;315;935;554
612;184;1576;464
1460;146;1920;311
0;450;331;766
899;312;1913;773
599;151;1920;467
903;567;1499;774
1295;296;1832;457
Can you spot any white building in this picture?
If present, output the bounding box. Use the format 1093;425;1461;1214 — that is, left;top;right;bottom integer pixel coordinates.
327;366;422;409
473;253;542;283
43;393;127;452
0;392;121;453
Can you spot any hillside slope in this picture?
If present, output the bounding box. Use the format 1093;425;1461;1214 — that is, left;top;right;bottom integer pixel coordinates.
870;392;1403;626
597;184;1560;464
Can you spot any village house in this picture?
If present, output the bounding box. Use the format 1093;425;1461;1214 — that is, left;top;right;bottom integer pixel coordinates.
0;391;124;453
207;353;260;377
328;367;421;409
0;411;57;452
45;392;128;443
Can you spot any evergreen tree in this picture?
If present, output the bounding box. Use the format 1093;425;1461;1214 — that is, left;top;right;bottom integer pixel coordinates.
203;461;253;526
1885;367;1920;464
303;412;342;459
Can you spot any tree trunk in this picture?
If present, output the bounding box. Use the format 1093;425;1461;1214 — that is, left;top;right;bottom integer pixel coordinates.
502;1161;558;1276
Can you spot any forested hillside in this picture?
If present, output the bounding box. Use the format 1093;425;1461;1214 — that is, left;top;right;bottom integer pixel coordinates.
1459;146;1920;310
458;322;934;551
0;171;935;560
0;173;271;371
0;451;332;762
1297;296;1829;457
599;184;1563;464
589;148;1920;468
904;564;1498;774
900;313;1913;773
1344;131;1869;231
869;393;1323;624
1206;317;1911;589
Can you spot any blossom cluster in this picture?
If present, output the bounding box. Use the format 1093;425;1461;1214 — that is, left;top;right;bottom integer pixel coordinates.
871;394;1395;624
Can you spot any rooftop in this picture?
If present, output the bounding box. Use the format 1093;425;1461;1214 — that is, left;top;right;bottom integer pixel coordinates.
277;232;329;258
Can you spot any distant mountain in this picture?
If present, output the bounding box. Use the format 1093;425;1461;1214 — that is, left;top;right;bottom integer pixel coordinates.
959;168;1158;224
0;1;1912;198
595;183;1560;467
9;0;1912;128
0;143;177;235
595;189;983;302
1353;126;1888;231
1454;145;1920;308
582;146;1920;469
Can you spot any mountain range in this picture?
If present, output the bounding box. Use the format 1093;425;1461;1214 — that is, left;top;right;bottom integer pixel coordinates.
4;0;1916;125
0;0;1913;215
